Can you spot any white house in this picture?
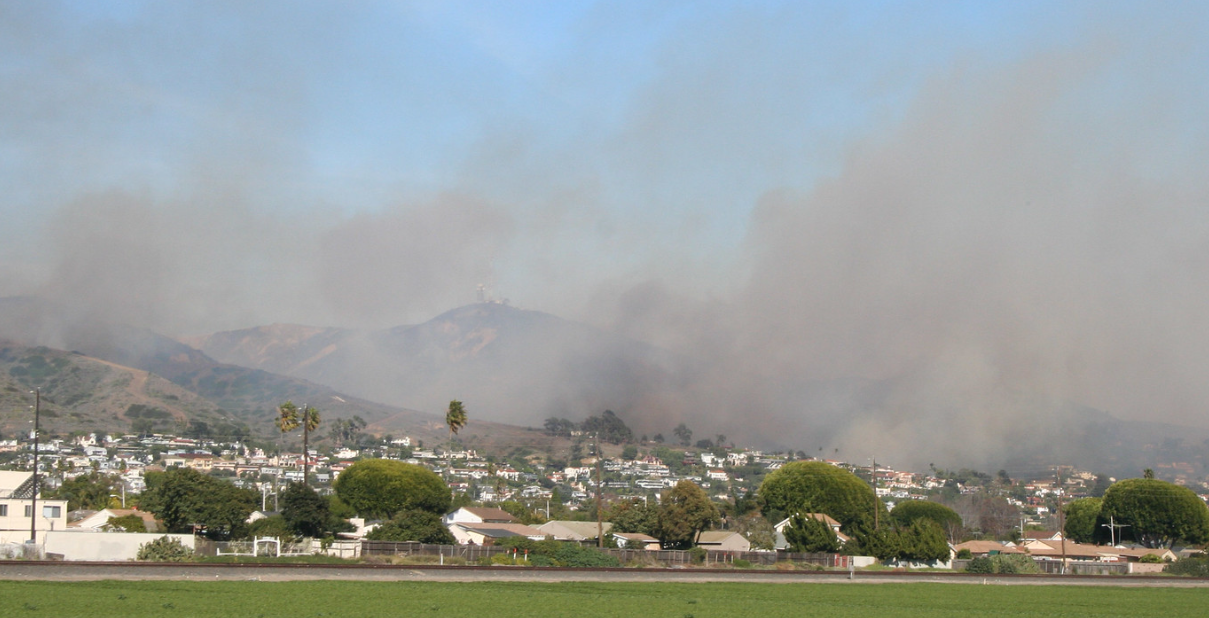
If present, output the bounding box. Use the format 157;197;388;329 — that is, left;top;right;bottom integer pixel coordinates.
0;471;69;544
773;513;849;550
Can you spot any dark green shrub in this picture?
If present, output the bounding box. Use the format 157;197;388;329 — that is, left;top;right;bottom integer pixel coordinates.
553;543;621;567
1165;555;1209;577
956;548;972;559
1139;553;1163;563
965;556;993;573
688;546;707;565
136;536;194;562
994;554;1040;574
964;554;1039;574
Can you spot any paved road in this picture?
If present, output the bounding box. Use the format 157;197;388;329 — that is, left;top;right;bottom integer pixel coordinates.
2;562;1207;587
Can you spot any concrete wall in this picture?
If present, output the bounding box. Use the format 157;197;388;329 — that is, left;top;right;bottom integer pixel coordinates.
43;531;196;561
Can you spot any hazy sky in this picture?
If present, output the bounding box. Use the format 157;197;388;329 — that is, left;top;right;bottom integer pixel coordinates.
3;1;1209;439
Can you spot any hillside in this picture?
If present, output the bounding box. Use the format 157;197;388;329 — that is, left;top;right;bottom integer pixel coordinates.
0;342;232;438
187;303;682;429
0;298;565;451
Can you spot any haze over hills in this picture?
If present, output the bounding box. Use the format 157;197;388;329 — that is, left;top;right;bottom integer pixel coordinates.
0;297;544;449
186;303;682;429
183;300;1209;478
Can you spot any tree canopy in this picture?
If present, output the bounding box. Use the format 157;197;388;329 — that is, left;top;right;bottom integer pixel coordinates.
281;482;330;538
139;468;257;540
333;459;451;519
608;498;659;536
890;500;963;541
446;400;467;439
582;410;634;444
1100;478;1209;548
1062;497;1104;544
366;509;456;544
50;471;122;511
656;480;719;549
758;461;887;533
784;514;841;553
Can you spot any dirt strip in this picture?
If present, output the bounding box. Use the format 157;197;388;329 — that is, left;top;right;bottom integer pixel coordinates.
2;562;1208;587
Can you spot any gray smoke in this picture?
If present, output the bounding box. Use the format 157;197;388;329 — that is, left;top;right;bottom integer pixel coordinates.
3;3;1208;469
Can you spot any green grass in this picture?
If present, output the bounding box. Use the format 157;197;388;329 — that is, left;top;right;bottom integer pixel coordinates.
0;581;1205;618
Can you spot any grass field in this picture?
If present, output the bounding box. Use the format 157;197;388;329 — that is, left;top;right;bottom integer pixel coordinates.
1;581;1207;618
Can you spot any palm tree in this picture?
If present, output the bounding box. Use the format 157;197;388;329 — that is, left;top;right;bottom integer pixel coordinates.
300;405;320;486
275;401;300;502
276;401;300;446
446;400;467;457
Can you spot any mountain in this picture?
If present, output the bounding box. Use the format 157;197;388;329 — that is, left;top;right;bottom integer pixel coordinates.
187;303;683;428
0;342;233;438
0;297;565;450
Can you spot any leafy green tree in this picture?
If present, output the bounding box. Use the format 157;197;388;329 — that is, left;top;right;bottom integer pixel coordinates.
890;500;963;542
656;480;720;549
621;445;639;461
759;461;887;534
106;514;147;533
1100;478;1209;548
582;410;633;444
608;498;659;536
734;512;776;551
784;514;841;553
673;423;693;447
543;417;577;437
328;415;367;447
140;468;257;540
247;515;296;541
1062;497;1103;544
281;482;329;538
366;510;455;544
855;525;903;560
333;459;451;519
900;519;951;562
50;471;121;511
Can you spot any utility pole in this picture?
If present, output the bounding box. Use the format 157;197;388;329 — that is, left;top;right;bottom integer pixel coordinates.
29;388;40;545
595;432;604;548
1056;468;1067;574
871;455;879;530
1102;516;1129;547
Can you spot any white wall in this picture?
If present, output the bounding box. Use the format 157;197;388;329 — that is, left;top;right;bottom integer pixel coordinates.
43;531;196;561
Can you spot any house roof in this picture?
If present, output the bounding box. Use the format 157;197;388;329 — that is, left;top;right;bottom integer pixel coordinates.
69;508;159;532
954;540;1025;555
0;471;34;497
775;513;841;529
535;520;613;539
456;522;545;538
696;531;743;543
613;532;659;542
461;507;517;523
1022;530;1063;540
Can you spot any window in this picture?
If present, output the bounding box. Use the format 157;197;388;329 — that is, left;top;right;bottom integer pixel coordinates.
0;504;7;516
24;505;32;517
43;505;61;519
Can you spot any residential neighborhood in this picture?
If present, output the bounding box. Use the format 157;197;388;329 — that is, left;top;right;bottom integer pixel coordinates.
2;427;1207;573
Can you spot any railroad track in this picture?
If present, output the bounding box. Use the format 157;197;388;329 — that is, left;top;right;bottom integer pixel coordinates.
2;561;1207;586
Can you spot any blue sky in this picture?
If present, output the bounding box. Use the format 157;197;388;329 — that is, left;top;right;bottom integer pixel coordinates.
3;1;1209;434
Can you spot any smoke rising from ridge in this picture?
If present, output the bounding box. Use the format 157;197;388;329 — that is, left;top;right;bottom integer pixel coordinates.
3;2;1209;468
